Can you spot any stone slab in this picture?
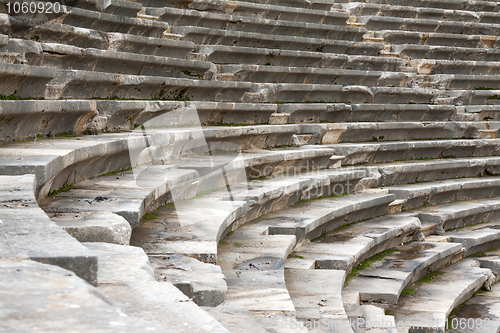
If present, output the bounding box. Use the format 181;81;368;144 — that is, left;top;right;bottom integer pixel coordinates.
0;260;166;332
0;175;97;285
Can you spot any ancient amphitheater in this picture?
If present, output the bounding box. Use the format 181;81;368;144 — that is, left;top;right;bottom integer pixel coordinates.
4;0;500;332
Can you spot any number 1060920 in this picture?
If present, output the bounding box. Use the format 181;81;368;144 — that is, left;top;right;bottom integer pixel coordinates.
5;1;61;14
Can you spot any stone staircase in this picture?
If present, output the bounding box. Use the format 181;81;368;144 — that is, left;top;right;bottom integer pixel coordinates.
2;0;500;331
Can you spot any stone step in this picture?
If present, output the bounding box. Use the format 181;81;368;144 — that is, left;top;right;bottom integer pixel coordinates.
83;242;230;333
140;0;335;10
301;122;499;145
278;103;456;123
171;147;340;182
0;175;97;285
0;62;56;99
149;254;227;307
0;123;307;194
0;133;147;194
131;168;366;262
330;139;500;166
447;279;500;333
285;213;422;273
476;248;500;276
343;241;464;304
3;22;195;58
96;99;284;128
28;0;143;17
394;44;500;62
48;211;132;245
376;30;500;48
0;260;167;332
205;306;272;333
347;3;500;24
392;259;494;333
149;7;365;41
358;15;500;36
9;39;213;78
96;0;143;17
215;192;392;330
0;99;99;141
257;192;395;243
44;69;252;100
354;156;500;188
247;84;497;105
331;0;500;12
43;166;198;228
466;105;500;121
142;0;349;25
218;231;299;325
344;304;396;333
446;221;500;257
415;198;500;235
54;7;168;37
198;45;406;71
170;26;384;56
218;65;406;86
387;177;500;210
409;59;500;76
285;268;354;331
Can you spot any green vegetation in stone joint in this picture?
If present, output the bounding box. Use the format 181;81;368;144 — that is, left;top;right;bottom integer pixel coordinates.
347;249;398;279
46;183;74;198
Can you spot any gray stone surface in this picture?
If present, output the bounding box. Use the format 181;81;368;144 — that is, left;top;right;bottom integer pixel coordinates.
355;156;500;188
0;62;56;98
199;45;404;70
44;69;252;101
151;7;365;40
0;260;167;332
132;168;364;262
331;139;500;166
286;213;422;272
393;259;494;333
43;167;198;228
344;241;464;304
171;26;384;56
447;221;500;257
0;174;97;285
59;7;168;37
150;254;227;307
415;198;500;234
84;242;230;333
205;306;271;333
48;211;132;245
144;0;349;25
387;177;500;210
0;99;97;142
262;192;394;243
35;42;212;78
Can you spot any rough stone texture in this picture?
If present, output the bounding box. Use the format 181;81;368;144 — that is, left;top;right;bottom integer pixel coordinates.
447;221;500;257
286;213;422;272
132;169;365;262
344;241;464;304
0;260;167;332
48;211;132;245
393;259;494;333
388;177;500;210
415;198;500;234
285;268;352;329
84;242;230;333
0;175;97;285
149;254;227;307
43;167;199;228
